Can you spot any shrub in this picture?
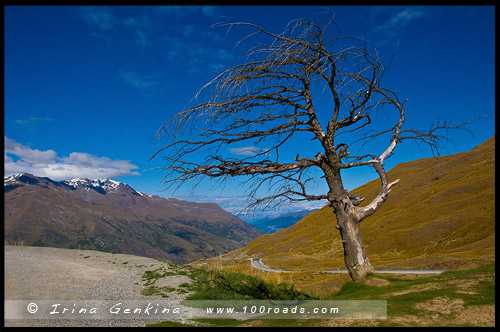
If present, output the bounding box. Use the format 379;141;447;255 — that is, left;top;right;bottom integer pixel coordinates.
187;269;315;300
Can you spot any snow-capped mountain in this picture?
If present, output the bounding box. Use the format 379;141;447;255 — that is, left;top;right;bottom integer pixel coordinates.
4;173;67;190
63;177;140;195
4;173;24;185
65;178;122;190
4;173;143;196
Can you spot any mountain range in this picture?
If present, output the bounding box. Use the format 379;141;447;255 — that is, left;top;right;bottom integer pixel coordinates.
4;173;260;263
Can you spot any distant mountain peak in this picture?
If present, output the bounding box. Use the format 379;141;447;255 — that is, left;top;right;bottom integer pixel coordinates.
4;173;140;196
4;173;23;183
5;172;25;179
4;173;49;187
64;177;125;193
5;172;35;181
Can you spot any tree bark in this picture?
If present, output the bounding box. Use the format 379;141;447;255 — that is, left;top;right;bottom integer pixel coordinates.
332;201;374;281
323;160;374;281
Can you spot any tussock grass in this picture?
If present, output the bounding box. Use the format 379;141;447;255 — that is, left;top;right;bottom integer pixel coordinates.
186;269;315;300
148;263;495;327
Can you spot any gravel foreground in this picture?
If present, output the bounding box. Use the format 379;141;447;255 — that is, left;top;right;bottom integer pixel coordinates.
4;245;192;327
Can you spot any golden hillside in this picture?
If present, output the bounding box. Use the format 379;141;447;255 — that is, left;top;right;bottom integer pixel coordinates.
223;137;495;271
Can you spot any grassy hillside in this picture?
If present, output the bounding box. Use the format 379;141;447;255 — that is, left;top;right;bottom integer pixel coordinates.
149;264;495;327
203;137;495;296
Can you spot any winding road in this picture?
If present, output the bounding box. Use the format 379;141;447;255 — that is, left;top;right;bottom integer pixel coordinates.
250;258;445;275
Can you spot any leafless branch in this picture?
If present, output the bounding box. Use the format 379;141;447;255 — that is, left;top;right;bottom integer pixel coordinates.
153;18;461;213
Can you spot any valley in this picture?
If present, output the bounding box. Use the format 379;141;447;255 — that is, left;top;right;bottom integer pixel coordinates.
246;210;314;234
4;174;260;263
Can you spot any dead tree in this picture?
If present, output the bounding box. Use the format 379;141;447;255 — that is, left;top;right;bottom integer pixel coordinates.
153;19;451;281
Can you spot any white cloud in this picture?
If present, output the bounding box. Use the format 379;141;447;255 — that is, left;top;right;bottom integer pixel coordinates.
229;146;263;156
4;137;139;180
5;137;57;163
374;8;425;34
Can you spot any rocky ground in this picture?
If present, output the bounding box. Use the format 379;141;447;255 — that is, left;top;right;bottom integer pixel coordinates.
4;245;195;327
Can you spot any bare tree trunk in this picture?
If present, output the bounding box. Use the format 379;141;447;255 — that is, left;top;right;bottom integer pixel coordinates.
332;202;374;281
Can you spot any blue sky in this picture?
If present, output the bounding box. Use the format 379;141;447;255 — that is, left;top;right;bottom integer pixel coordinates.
4;5;495;214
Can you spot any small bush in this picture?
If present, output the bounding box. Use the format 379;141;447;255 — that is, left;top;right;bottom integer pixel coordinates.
187;269;315;300
142;285;176;297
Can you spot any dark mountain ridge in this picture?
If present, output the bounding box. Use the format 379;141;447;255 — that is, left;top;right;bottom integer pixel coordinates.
4;173;260;263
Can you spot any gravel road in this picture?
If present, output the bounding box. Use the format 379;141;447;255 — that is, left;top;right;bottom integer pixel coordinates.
250;258;446;275
4;245;193;327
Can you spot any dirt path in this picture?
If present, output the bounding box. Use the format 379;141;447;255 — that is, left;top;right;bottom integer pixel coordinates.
4;245;194;327
250;258;446;275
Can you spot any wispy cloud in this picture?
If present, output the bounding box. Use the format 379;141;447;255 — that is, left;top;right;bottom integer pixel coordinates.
80;6;117;31
229;146;263;156
119;71;160;90
164;35;234;75
80;7;153;49
15;116;53;126
153;6;221;18
122;15;153;49
5;137;139;180
134;30;149;49
78;6;232;95
372;7;426;40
